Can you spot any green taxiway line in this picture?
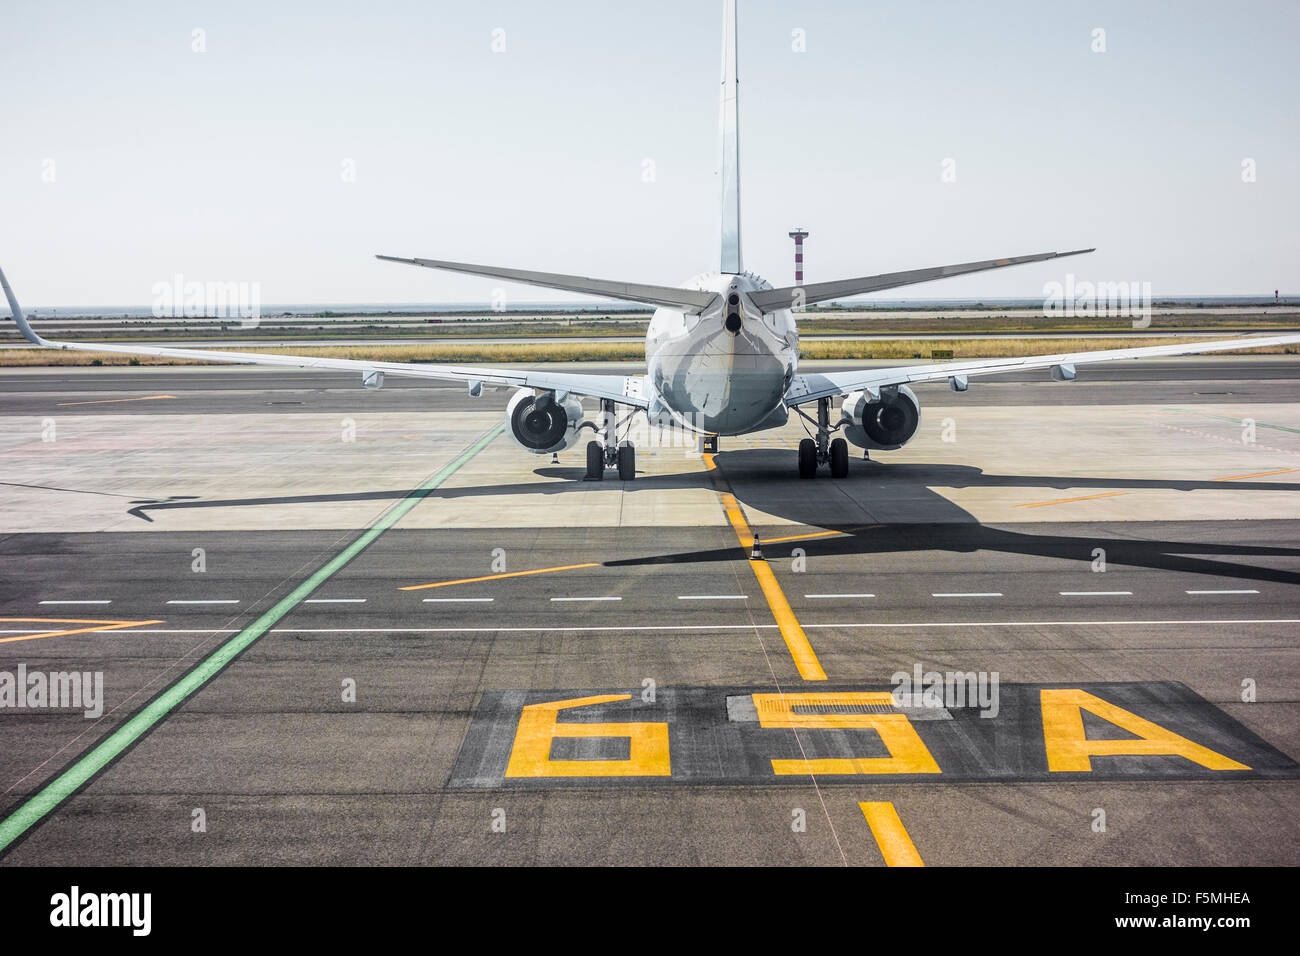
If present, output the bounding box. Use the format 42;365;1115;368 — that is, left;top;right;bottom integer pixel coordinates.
0;423;505;856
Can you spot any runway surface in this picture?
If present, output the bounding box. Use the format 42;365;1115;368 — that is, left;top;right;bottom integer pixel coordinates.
1;359;1298;865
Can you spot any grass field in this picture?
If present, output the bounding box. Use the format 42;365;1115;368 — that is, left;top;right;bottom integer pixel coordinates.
1;336;1295;367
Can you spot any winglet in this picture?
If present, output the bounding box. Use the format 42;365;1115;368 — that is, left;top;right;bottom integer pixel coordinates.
0;265;53;347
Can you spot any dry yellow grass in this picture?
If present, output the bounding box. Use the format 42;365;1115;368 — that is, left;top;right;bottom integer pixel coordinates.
802;337;1298;360
0;336;1294;368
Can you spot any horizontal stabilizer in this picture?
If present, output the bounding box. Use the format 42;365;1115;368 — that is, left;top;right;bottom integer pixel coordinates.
750;248;1095;313
377;255;718;313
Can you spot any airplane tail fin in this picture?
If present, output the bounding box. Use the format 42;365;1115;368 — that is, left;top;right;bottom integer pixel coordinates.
716;0;742;275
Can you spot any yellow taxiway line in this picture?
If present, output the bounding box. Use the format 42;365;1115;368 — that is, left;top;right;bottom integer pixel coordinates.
1018;491;1128;509
1213;468;1297;481
55;394;176;407
758;529;848;546
859;801;925;866
399;563;600;591
0;618;165;645
703;453;827;681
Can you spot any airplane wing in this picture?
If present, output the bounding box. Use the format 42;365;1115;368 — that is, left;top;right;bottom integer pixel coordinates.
376;255;719;313
749;248;1095;314
0;266;649;408
785;334;1300;406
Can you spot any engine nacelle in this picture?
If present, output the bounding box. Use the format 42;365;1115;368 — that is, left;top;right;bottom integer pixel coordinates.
506;388;585;455
840;384;921;451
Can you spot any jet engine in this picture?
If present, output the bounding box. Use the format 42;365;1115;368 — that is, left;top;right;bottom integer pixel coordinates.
840;384;921;451
506;388;585;455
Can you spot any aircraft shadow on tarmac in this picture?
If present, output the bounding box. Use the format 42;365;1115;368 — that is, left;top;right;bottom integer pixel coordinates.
122;448;1300;588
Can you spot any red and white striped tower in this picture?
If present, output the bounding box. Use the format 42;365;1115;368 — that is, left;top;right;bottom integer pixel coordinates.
788;228;809;285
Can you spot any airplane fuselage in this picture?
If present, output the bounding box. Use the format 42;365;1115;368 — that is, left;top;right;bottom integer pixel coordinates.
646;272;797;436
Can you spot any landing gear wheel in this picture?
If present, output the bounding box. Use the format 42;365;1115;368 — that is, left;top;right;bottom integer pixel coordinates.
617;443;636;481
798;438;818;479
829;437;849;479
585;440;604;480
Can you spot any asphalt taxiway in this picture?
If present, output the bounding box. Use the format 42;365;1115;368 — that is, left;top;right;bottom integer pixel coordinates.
0;359;1297;865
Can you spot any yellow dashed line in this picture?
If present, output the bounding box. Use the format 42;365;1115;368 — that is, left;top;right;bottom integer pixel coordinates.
1018;492;1128;509
55;394;176;407
859;801;925;867
399;563;599;591
703;453;827;681
0;618;165;645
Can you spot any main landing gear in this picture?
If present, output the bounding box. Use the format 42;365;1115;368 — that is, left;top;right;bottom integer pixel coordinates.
585;398;636;481
797;397;849;479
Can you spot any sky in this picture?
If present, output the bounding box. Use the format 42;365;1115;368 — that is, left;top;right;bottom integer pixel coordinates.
2;0;1297;308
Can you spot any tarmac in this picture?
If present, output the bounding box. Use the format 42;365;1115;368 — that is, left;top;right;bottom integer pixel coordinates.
0;359;1297;865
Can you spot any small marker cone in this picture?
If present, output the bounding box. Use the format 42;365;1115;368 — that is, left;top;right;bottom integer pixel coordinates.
750;533;763;560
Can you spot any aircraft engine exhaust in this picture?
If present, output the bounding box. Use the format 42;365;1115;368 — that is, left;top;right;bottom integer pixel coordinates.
841;384;922;451
506;387;585;455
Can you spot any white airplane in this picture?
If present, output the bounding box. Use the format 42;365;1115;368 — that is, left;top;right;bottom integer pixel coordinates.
5;0;1298;481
